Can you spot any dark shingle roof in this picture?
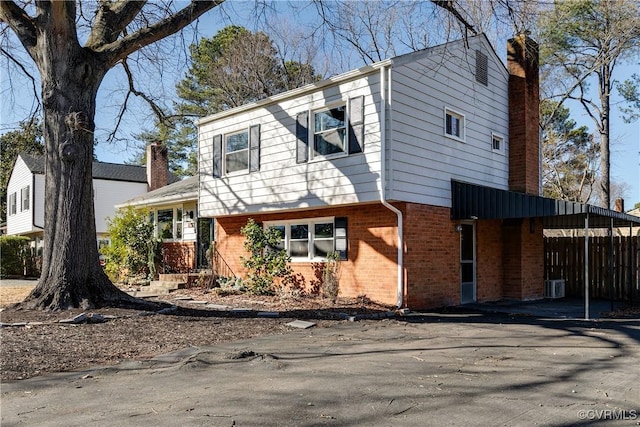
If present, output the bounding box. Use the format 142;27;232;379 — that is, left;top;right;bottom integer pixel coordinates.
20;153;179;184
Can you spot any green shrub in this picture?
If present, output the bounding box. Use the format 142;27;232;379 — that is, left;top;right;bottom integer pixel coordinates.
101;206;157;283
0;235;31;277
240;218;292;295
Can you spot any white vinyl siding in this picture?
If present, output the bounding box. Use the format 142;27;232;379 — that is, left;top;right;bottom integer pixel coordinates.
388;36;510;207
6;157;37;235
199;35;510;216
93;179;148;234
199;72;383;218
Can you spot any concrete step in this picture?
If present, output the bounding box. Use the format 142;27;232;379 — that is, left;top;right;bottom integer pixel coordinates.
146;280;184;294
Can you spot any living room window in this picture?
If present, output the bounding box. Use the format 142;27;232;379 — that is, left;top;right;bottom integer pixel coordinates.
20;186;30;211
150;207;185;241
265;217;346;261
444;108;465;141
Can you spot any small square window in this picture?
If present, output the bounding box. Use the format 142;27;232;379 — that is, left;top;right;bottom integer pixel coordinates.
491;133;505;153
444;108;465;141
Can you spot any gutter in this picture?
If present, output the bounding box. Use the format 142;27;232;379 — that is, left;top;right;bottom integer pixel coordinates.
379;65;405;308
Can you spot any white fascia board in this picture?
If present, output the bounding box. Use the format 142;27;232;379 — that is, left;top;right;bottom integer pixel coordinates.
115;192;198;209
197;59;393;126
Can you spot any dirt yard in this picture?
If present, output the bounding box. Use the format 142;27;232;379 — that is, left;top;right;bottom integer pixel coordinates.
0;286;394;381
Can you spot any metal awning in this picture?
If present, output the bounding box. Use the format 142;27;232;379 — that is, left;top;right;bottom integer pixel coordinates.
451;180;639;320
451;180;640;228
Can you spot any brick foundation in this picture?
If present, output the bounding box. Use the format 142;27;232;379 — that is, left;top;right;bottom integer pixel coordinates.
161;241;196;273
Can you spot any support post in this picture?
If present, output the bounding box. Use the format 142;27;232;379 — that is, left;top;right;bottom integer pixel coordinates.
584;214;590;320
609;218;615;312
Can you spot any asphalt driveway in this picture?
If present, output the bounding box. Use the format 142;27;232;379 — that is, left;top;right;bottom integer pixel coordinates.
2;312;639;426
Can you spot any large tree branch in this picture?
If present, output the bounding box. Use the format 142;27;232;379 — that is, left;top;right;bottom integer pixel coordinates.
0;1;38;55
98;0;223;67
431;0;478;36
86;1;146;48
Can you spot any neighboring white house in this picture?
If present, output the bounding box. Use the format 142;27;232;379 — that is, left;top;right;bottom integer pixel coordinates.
5;145;175;259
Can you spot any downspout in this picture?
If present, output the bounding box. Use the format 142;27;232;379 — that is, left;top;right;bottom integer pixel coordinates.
379;65;405;308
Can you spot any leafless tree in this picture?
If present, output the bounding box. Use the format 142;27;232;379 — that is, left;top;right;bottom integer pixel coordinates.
0;1;221;310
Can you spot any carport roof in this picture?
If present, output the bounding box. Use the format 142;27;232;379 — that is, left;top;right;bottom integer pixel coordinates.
451;180;640;229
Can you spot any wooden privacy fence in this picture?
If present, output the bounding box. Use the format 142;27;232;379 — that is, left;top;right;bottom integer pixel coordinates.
544;235;639;303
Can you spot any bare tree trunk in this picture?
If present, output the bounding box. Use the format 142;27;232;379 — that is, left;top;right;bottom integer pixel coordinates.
19;8;155;310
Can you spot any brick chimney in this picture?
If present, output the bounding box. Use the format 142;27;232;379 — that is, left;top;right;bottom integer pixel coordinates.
147;142;169;191
614;198;624;212
508;33;540;195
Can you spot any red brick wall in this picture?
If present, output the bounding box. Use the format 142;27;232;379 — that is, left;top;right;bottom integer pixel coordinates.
214;204;400;305
161;241;196;272
403;204;459;309
508;35;540;195
503;218;544;300
476;220;504;302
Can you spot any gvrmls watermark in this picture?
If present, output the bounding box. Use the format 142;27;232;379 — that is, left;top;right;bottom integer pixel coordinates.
577;409;637;421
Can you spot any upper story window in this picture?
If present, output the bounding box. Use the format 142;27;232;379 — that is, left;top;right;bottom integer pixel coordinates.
296;96;364;163
265;217;348;262
225;131;249;174
20;186;30;211
212;125;261;178
8;192;17;216
444;107;465;142
491;133;505;154
313;105;347;157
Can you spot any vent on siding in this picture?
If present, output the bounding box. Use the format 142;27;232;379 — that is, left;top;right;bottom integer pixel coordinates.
475;50;488;86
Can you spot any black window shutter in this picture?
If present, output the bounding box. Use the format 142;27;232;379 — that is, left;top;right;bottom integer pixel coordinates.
335;217;348;261
296;111;309;163
348;96;364;154
249;124;260;172
212;134;222;177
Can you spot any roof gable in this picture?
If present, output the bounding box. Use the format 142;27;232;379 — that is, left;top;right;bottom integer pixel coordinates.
18;153;179;184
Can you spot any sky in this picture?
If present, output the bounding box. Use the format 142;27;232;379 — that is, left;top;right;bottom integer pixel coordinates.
1;1;639;206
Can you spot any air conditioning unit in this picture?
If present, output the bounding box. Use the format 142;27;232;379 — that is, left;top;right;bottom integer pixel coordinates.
544;280;565;299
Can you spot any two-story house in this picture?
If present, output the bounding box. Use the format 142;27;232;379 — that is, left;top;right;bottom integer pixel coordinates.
197;34;639;309
5;143;175;269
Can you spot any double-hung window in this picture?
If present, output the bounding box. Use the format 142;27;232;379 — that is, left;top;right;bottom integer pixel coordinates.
212;125;261;177
313;105;346;157
225;130;249;174
265;217;347;261
444;108;465;141
296;96;364;163
20;186;30;211
8;192;17;216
